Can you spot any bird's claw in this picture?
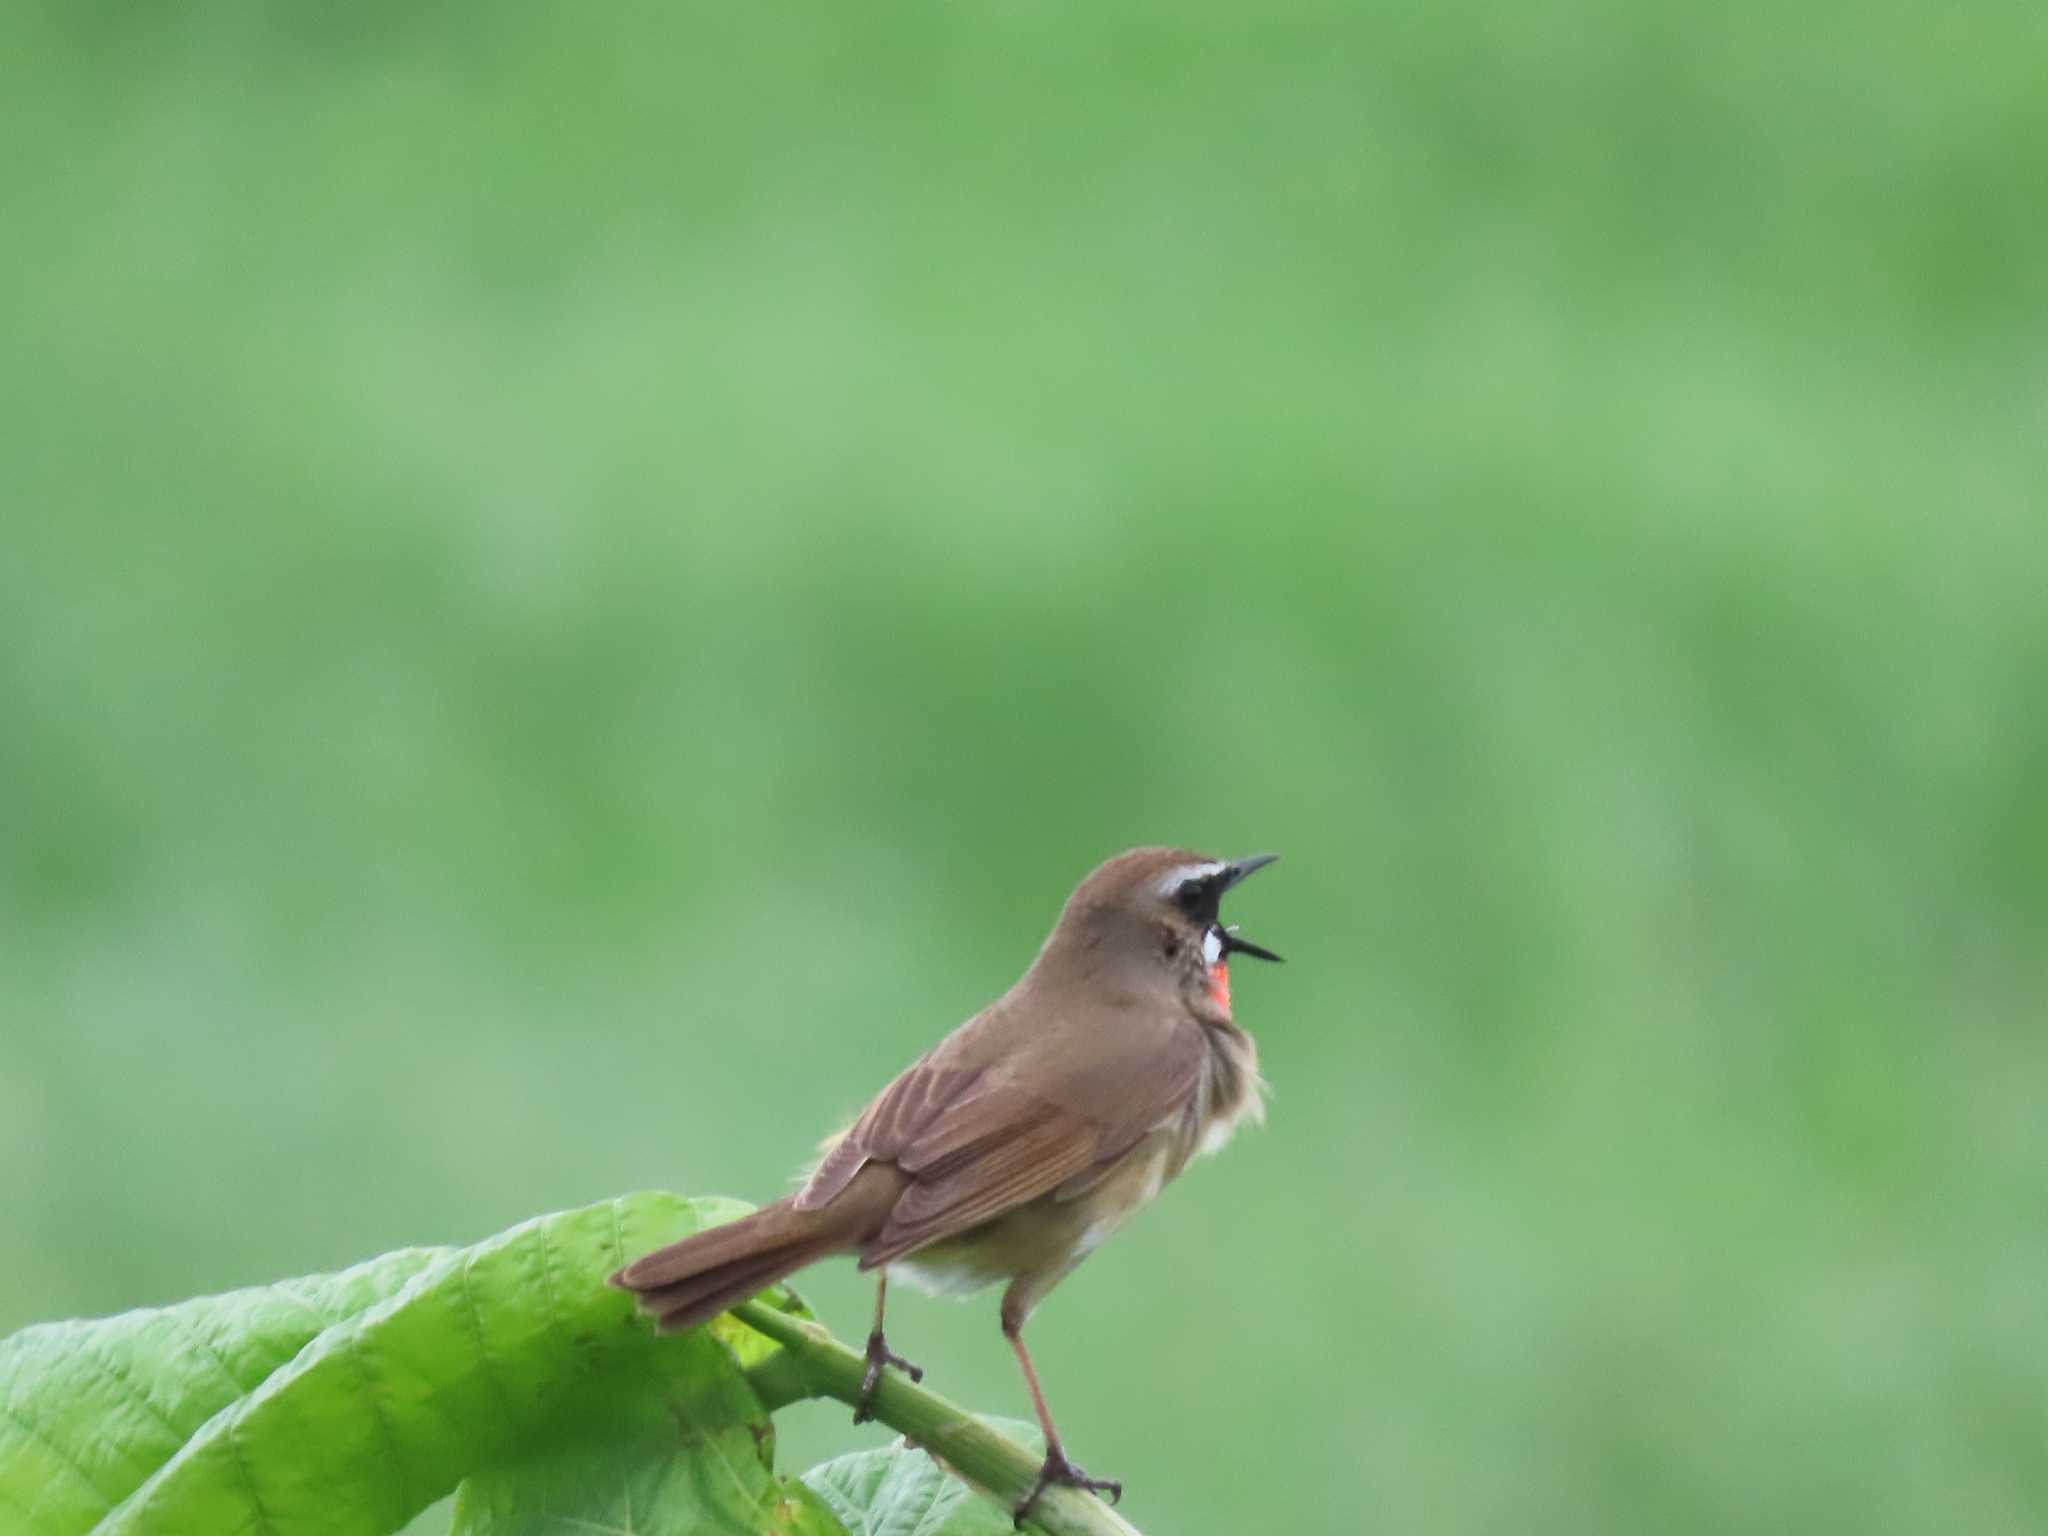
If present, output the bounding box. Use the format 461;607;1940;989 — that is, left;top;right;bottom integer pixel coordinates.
851;1330;924;1425
1013;1450;1122;1525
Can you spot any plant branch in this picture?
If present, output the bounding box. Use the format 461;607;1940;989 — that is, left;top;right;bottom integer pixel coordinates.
734;1299;1143;1536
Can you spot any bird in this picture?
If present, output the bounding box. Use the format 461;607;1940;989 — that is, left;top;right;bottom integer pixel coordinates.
611;847;1282;1521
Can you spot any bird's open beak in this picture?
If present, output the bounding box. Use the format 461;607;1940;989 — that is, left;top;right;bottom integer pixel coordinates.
1219;853;1279;891
1221;927;1283;963
1218;854;1282;962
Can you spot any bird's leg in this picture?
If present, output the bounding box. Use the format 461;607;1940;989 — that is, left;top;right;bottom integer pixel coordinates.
852;1272;923;1425
1003;1312;1122;1525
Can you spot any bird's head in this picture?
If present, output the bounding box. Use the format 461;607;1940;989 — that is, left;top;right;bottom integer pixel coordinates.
1046;847;1282;1019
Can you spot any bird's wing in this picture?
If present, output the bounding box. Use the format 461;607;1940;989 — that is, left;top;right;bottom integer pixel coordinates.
812;1005;1207;1269
795;1048;981;1212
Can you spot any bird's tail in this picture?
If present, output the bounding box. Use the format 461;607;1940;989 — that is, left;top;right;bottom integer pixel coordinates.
610;1162;902;1333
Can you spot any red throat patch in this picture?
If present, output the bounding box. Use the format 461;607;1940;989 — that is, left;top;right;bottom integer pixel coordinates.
1207;959;1232;1012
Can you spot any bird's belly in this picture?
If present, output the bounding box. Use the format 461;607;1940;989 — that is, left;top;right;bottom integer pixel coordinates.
887;1243;1009;1299
887;1135;1179;1300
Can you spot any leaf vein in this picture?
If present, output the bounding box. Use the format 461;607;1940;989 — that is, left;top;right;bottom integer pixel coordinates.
224;1405;281;1536
458;1249;520;1429
904;1457;956;1536
0;1400;117;1513
177;1313;263;1397
68;1341;186;1442
536;1210;564;1334
343;1327;411;1520
673;1397;759;1512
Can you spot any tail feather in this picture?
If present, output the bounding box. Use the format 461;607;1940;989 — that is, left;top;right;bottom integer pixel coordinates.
610;1163;905;1332
612;1197;818;1290
635;1243;836;1333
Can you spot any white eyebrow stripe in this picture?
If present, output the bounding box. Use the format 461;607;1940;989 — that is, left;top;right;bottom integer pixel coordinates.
1157;861;1227;897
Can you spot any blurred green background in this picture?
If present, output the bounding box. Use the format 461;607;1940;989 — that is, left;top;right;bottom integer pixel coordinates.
4;3;2045;1533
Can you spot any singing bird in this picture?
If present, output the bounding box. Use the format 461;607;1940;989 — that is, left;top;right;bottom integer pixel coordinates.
612;848;1281;1518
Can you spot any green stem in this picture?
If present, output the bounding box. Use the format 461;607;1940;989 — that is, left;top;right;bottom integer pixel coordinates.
735;1300;1143;1536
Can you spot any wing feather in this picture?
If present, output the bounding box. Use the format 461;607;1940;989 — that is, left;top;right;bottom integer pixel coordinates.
797;1057;982;1210
798;993;1211;1263
861;1113;1102;1267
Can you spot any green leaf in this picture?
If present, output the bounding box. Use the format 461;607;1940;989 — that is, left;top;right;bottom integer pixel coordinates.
452;1413;846;1536
801;1419;1044;1536
0;1193;796;1536
448;1302;845;1536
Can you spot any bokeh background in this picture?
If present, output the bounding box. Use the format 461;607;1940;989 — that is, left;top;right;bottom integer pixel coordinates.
5;4;2045;1534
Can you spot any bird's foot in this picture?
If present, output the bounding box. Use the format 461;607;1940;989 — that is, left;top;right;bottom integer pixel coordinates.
851;1330;924;1425
1013;1448;1122;1526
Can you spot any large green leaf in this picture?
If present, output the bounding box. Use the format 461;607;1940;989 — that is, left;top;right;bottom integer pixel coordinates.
447;1284;845;1536
0;1244;444;1535
801;1420;1044;1536
450;1386;848;1536
0;1193;803;1536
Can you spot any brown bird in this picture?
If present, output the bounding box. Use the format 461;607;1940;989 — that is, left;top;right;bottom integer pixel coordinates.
612;847;1281;1519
